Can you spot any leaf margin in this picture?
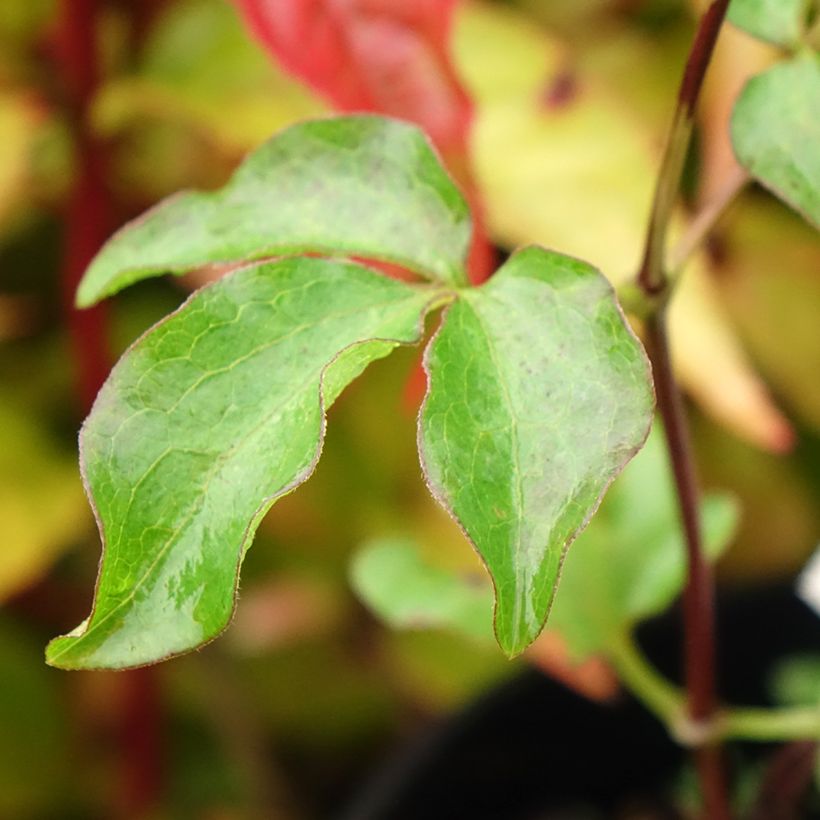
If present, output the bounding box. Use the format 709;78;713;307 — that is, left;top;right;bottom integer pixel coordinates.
76;113;473;308
48;258;452;670
416;243;655;659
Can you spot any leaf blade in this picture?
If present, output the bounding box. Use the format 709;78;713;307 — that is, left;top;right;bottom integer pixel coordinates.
48;257;441;669
77;115;471;306
350;432;738;662
231;0;473;158
728;0;810;48
731;53;820;228
350;537;494;642
548;426;740;659
418;246;654;656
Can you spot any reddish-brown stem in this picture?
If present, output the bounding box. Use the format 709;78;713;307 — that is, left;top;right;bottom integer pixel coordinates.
55;2;163;816
55;0;110;410
635;3;733;817
644;315;730;820
637;0;731;297
644;317;714;722
117;668;163;818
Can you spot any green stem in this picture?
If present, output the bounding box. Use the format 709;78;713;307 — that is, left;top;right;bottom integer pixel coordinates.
608;631;683;724
637;109;693;295
720;707;820;743
609;632;820;745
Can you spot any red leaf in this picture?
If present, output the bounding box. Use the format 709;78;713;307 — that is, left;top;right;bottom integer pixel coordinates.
233;0;471;156
232;0;494;282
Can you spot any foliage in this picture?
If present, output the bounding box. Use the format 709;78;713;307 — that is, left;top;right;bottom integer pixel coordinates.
48;115;653;668
352;426;739;660
731;52;820;227
0;0;818;815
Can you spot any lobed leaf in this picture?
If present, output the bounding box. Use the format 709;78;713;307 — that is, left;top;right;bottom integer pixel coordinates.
418;246;654;656
728;0;811;49
731;53;820;228
47;257;443;669
76;115;471;307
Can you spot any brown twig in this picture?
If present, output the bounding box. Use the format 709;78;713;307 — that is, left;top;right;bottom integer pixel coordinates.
643;315;730;820
634;2;733;818
637;0;732;298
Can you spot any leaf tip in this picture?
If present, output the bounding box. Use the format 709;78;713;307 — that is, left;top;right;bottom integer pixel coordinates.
44;636;76;670
74;270;104;309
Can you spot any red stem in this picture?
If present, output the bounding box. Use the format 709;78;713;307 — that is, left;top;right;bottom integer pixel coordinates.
637;0;731;297
645;315;730;820
55;2;163;816
635;4;733;816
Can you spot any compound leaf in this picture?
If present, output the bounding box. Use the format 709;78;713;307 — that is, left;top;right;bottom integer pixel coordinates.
728;0;811;48
77;115;471;307
418;246;654;657
48;257;442;669
731;53;820;228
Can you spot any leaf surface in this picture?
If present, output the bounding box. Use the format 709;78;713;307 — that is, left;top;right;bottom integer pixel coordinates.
731;53;820;228
350;537;493;642
418;246;654;656
77;115;471;307
728;0;810;48
48;257;442;669
547;427;739;659
231;0;472;158
455;2;789;452
351;429;738;661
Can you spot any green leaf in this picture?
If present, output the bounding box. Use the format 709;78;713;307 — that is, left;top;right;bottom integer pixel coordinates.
771;654;820;707
47;257;444;669
728;0;811;48
731;53;820;228
77;115;471;307
350;430;737;659
418;246;654;657
350;537;494;642
548;426;740;659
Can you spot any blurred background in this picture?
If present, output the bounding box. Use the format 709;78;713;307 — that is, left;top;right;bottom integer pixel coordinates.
1;0;819;817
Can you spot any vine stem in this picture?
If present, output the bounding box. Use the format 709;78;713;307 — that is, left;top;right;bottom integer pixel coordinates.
668;166;749;275
56;2;163;816
634;2;732;817
719;708;820;743
637;0;732;297
607;633;820;745
608;632;682;724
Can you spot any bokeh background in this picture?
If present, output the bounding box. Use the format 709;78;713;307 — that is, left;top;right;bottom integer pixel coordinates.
1;0;819;817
